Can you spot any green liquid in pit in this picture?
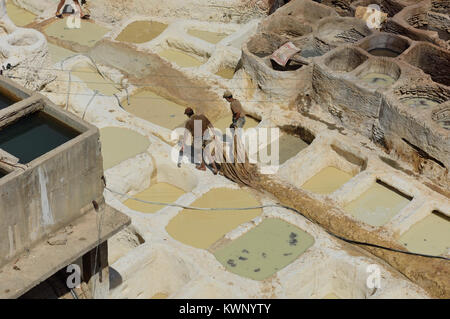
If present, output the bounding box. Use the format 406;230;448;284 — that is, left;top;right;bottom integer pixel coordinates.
0;112;78;164
345;182;411;227
214;218;315;280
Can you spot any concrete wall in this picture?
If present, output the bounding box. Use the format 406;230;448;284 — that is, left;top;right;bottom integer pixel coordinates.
0;100;105;268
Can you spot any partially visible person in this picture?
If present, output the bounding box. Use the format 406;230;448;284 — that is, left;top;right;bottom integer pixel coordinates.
55;0;90;19
181;107;219;174
223;90;246;129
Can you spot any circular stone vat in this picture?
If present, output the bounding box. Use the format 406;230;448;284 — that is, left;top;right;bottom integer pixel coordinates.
246;33;286;58
7;32;39;46
301;166;354;195
158;48;204;68
187;29;229;44
165;188;262;249
323;47;368;72
122;90;186;130
316;17;372;45
359;34;410;58
99;127;150;170
432;106;450;130
293;36;331;59
360;73;397;87
395;85;449;110
357;60;401;88
213;218;315;281
116;21;168;44
344;180;411;227
402;43;450;86
400;97;439;108
123;182;185;214
264;16;313;39
43;19;110;47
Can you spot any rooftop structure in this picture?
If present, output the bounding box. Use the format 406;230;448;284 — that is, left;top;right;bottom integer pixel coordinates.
0;75;130;298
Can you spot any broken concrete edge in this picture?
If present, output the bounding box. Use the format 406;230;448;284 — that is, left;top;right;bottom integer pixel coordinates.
0;204;130;299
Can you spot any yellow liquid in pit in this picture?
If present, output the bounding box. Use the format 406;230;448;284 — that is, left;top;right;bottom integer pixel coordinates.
399;212;450;256
301;166;354;195
44;19;109;47
116;21;168;44
322;293;341;299
71;66;120;96
123;90;186;130
166;188;262;249
360;73;396;87
158;49;204;68
47;43;76;65
99;127;150;170
213;116;259;133
124;182;185;214
151;292;168;299
259;134;309;165
6;2;36;26
215;67;236;79
214;218;315;281
187;29;229;44
344;182;410;227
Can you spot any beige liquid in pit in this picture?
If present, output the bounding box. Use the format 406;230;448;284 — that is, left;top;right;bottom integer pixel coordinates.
158;48;204;68
187;29;229;44
6;2;36;26
116;21;168;43
99;127;150;170
259;133;309;165
360;73;396;87
215;67;236;79
47;43;76;65
301;166;354;195
166;188;262;249
344;182;410;227
71;66;120;96
213;116;259;133
151;292;168;299
322;293;341;299
124;182;185;214
44;19;109;47
123;90;186;130
399;211;450;256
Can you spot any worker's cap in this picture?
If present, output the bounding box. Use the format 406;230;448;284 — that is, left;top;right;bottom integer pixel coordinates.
184;107;194;115
223;90;233;98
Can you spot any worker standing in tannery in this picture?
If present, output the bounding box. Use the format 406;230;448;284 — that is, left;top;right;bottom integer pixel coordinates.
223;90;247;130
180;107;219;174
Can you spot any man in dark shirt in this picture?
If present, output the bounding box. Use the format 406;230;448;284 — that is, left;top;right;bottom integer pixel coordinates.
223;90;246;129
181;107;218;174
55;0;90;19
